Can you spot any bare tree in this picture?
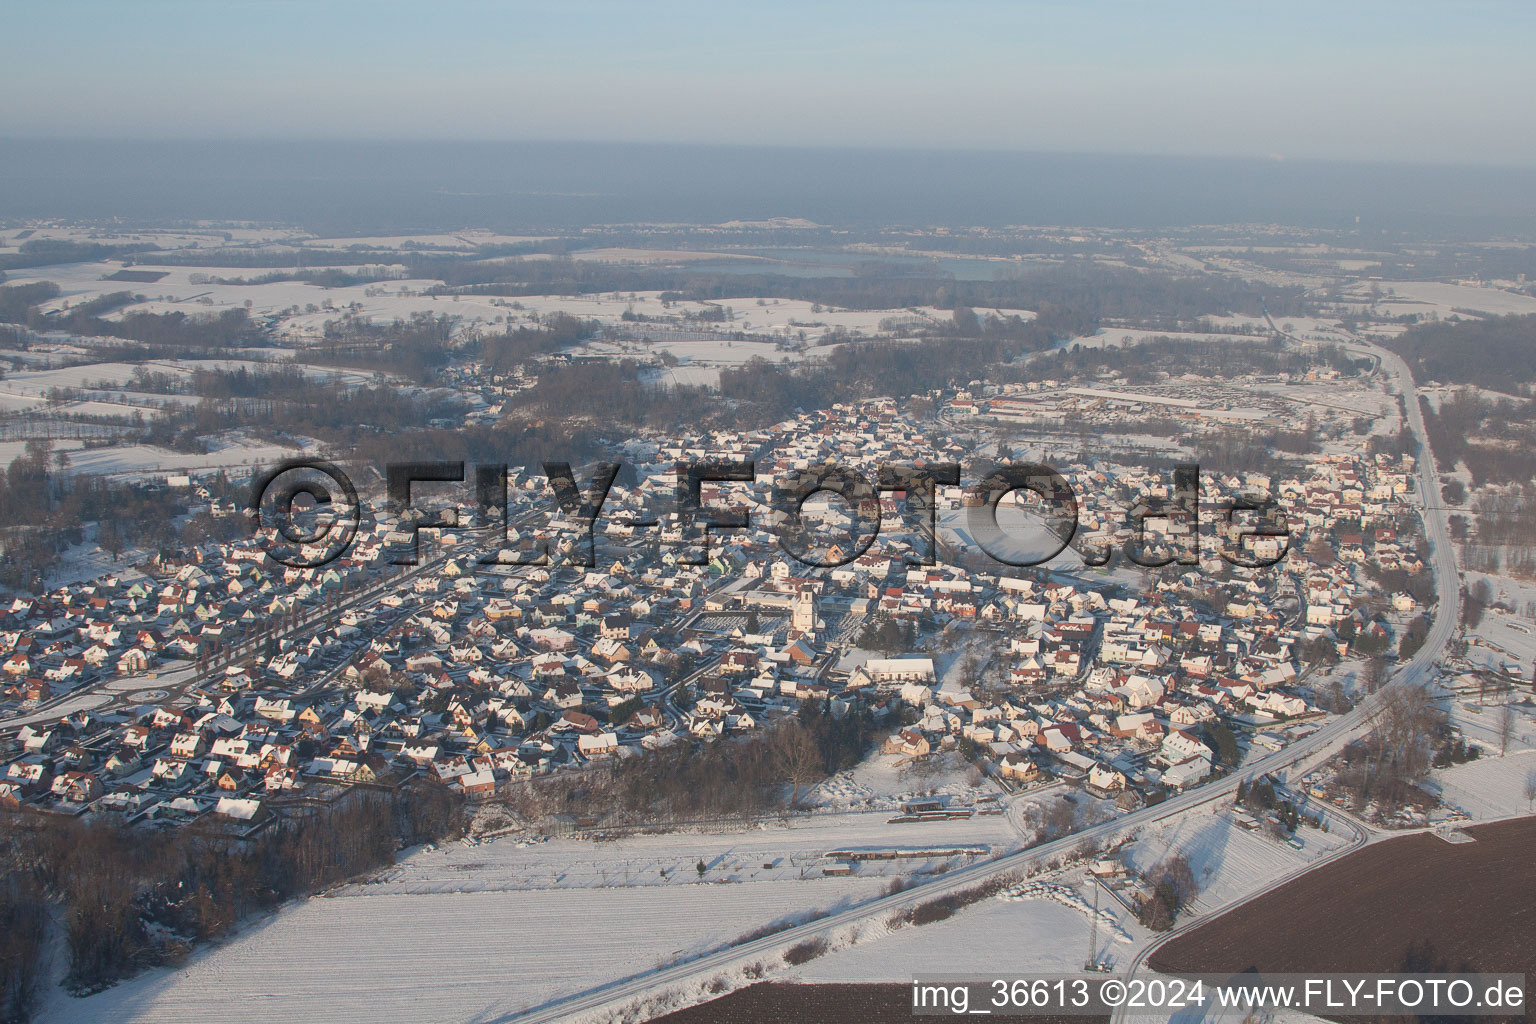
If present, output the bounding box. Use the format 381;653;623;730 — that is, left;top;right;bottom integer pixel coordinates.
772;724;822;807
959;649;984;690
1157;853;1199;908
1498;704;1517;757
1041;796;1078;840
1361;656;1389;695
99;521;124;562
1359;684;1442;812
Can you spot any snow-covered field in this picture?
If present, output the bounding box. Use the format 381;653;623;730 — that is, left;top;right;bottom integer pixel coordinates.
0;226;295;253
1059;326;1264;351
348;809;1019;896
1460;571;1536;673
583;336;800;371
0;432;314;480
1430;748;1536;820
645;364;728;388
40;808;1021;1024
1248;379;1392;416
1442;570;1536;826
300;231;553;251
1350;280;1536;319
39;533;151;590
1117;807;1351;914
40;878;886;1024
792;874;1138;981
0;354;378;435
0;358;368;396
6;259;954;347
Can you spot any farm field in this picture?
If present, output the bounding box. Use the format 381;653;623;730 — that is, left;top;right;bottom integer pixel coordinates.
1351;280;1536;319
39;877;887;1024
650;983;1105;1024
11;434;313;479
4;259;947;347
1149;816;1536;979
37;809;1022;1024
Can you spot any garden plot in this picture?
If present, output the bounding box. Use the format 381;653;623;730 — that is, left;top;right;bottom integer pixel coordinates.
802;749;1003;813
1429;746;1536;820
40;531;151;590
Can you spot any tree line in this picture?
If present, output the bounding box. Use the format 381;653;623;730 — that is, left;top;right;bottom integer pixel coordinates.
429;256;1308;321
502;700;890;828
0;240;156;273
0;440;193;591
0;781;463;1018
1390;314;1536;394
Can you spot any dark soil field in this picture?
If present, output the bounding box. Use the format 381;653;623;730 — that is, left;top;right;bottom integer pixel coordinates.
1151;816;1536;980
649;983;1106;1024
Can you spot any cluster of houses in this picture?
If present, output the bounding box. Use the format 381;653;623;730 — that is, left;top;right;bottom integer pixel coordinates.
846;573;1312;801
0;394;1424;830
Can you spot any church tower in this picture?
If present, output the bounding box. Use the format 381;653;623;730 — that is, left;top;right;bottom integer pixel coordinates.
790;586;817;640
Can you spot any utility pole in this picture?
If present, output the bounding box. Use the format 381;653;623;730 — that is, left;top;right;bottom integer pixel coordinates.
1086;878;1099;971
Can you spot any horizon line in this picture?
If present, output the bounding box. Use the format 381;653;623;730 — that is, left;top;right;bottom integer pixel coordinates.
4;136;1535;174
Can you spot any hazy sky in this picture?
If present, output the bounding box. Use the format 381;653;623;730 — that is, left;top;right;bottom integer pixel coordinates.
4;0;1534;165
